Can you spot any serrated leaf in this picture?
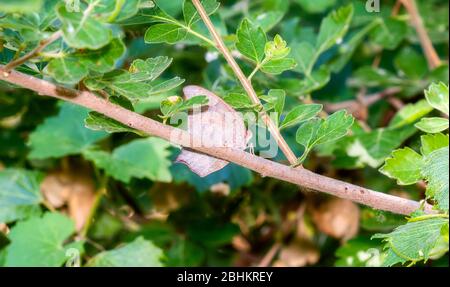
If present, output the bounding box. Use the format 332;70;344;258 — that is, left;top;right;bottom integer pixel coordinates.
144;23;187;44
373;217;448;266
4;213;82;267
83;138;172;183
0;169;43;223
280;104;322;130
415;117;449;134
422;147;449;211
425;82;449;116
28;103;108;159
380;148;424;185
57;4;112;49
316;4;354;53
315;110;354;145
421;133;449;156
183;0;219;27
236;19;267;63
129;57;173;82
296;111;354;162
47;38;126;85
87;237;164;267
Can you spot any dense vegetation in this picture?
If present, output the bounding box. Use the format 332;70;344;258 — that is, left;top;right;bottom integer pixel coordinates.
0;0;448;267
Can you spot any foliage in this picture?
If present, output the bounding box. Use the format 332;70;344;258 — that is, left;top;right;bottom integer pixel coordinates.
0;0;448;267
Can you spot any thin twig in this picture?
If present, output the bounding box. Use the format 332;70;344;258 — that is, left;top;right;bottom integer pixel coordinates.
191;0;298;164
0;65;434;216
3;31;62;72
400;0;441;69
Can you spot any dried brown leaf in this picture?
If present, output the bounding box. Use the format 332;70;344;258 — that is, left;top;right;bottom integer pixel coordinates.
176;86;249;177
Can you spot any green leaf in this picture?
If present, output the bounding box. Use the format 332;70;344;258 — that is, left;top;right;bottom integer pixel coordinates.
28;103;108;159
316;4;354;53
0;169;43;223
84;57;184;101
280;104;322;130
144;23;188;44
0;0;43;13
380;148;425;185
421;133;449;156
315;110;355;145
4;213;82;267
46;56;90;85
94;0;141;23
57;4;112;49
347;126;417;168
87;237;164;267
47;38;126;85
261;58;297;74
389;100;433;129
394;47;428;79
183;0;219;27
373;217;449;266
223;93;255;109
370;18;408;50
236;19;267;64
415;117;449;134
295;0;336;14
296;111;354;162
422;147;449;211
83;138;172;183
425;82;449;116
335;236;382;267
297;67;331;94
292;42;315;74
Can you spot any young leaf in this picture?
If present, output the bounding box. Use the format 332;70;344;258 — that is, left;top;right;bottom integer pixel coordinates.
87;237;164;267
0;169;43;223
421;133;449;156
415;117;449;134
57;4;112;49
83;138;173;183
261;58;297;75
314;110;355;145
236;19;267;64
4;213;82;267
28;103;108;159
389;100;433;129
280;104;323;130
379;148;424;185
425;82;449;116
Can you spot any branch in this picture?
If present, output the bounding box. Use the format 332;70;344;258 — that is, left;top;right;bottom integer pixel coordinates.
2;31;62;73
0;65;434;216
191;0;298;164
400;0;442;69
